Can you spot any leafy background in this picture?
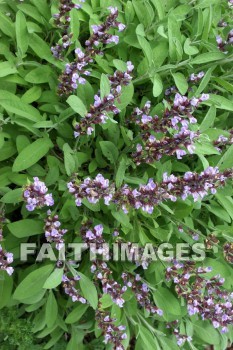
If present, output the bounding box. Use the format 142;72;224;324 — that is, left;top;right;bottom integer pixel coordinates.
0;0;233;349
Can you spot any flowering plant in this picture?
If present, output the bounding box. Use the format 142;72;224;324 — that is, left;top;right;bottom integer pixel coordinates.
0;0;233;349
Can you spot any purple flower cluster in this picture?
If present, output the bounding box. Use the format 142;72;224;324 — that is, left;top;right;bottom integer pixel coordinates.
0;245;14;275
74;62;133;137
23;177;54;212
130;93;209;164
85;7;126;50
80;222;125;306
67;173;114;206
115;167;232;214
81;222;110;259
213;131;233;152
166;321;192;347
95;309;127;350
121;272;163;316
44;211;67;250
205;234;219;250
62;273;87;303
223;242;233;264
92;261;126;307
68;167;233;214
57;7;126;95
166;261;233;333
216;29;233;52
189;71;205;83
161;166;230;202
51;0;85;58
174;331;192;347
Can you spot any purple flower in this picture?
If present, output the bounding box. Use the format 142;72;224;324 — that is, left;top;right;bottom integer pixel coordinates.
108;6;118;15
0;245;14;275
176;149;187;159
23;177;54;212
118;23;126;31
213;321;220;328
141;114;152;124
44;212;67;250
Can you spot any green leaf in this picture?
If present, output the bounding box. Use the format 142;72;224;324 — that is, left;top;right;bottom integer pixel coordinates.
63;143;76;176
172;72;188;95
116;156;127;188
13;264;54;301
152;73;163;97
66;329;84;350
82;198;100;212
168;15;182;61
113;59;127;71
115;82;134;110
0;62;17;78
66;95;87;117
184;38;199;55
0;271;13;309
29;33;62;69
0;90;42;122
112;210;133;229
153;287;182;321
16;11;28;55
12;138;53;172
78;272;98;309
70;8;80;40
193;321;220;345
218;144;233;170
65;303;88;324
100;74;111;99
204;202;231;223
43;268;64;289
194;141;220;155
0;141;16;161
43;328;64;349
21;86;42;104
0;12;15;38
150;0;165;20
133;0;154;28
136;24;153;65
196;67;214;95
214;77;233;94
46;291;58;328
139;325;157;350
7;219;44;238
199;105;216;132
191;52;225;64
99;141;119;164
1;188;23;204
207;94;233;111
216;194;233;221
25;66;53;84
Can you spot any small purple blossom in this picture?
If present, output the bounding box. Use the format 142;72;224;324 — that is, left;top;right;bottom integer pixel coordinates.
0;245;14;275
44;211;67;250
23;177;54;211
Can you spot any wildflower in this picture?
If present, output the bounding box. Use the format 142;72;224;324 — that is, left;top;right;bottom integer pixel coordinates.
74;65;133;136
57;7;126;95
0;245;14;275
44;211;67;250
23;177;54;211
166;260;233;332
62;273;87;303
96;309;126;349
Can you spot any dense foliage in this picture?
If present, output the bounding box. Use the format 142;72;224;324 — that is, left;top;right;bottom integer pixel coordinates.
0;0;233;349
